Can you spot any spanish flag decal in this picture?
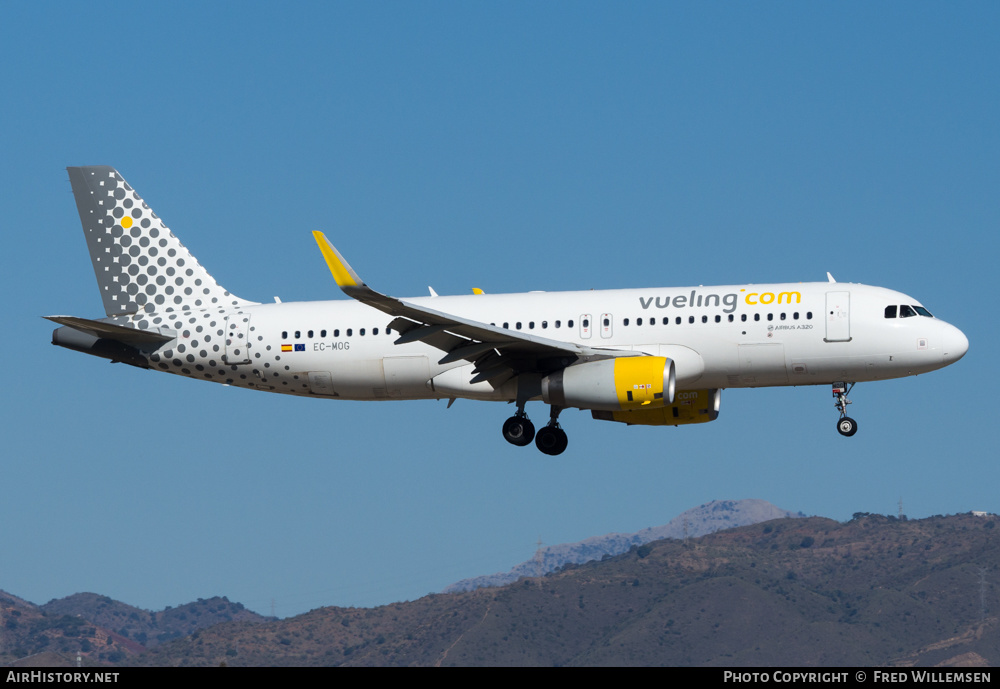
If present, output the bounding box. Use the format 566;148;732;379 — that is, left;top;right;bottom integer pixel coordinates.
281;344;293;352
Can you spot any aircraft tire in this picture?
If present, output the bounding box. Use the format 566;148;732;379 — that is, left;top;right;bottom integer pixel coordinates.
837;417;858;437
502;416;535;446
535;427;568;456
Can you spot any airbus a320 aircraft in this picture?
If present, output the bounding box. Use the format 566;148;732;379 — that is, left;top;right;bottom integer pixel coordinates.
49;167;968;455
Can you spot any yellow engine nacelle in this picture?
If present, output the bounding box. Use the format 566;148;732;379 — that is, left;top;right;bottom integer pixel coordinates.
591;388;721;426
541;357;676;412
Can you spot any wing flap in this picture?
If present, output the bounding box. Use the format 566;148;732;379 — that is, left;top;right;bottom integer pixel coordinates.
438;341;503;365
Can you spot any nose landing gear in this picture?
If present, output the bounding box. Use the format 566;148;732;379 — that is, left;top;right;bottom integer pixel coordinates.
833;382;858;437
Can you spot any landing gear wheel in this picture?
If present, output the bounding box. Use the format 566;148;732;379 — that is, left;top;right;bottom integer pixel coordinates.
832;382;858;437
837;417;858;437
502;416;535;446
535;426;568;456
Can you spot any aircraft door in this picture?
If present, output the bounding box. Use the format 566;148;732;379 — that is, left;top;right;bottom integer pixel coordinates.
600;313;613;339
824;291;851;342
580;314;592;339
223;314;251;364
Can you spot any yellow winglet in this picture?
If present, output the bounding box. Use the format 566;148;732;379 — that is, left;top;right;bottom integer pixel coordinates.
313;231;362;289
472;287;485;295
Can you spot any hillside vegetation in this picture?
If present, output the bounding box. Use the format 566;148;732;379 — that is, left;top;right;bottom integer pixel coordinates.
130;514;1000;666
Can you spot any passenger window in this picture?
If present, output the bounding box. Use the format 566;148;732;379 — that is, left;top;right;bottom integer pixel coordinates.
373;327;379;335
701;315;708;323
321;330;327;337
282;331;288;339
689;316;695;324
334;329;340;337
741;314;747;322
637;318;642;326
663;317;669;325
728;315;734;322
516;322;522;330
360;328;365;336
624;318;630;326
555;320;561;328
308;330;314;338
542;321;548;329
503;322;509;329
603;318;610;327
295;331;301;339
884;305;897;319
807;312;813;320
582;319;589;328
568;320;574;328
780;313;786;321
715;315;721;323
346;328;353;336
529;321;534;329
793;312;799;320
386;327;392;335
767;313;773;321
754;314;760;322
676;317;682;325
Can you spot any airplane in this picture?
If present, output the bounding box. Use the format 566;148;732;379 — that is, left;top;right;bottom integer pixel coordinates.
48;166;969;455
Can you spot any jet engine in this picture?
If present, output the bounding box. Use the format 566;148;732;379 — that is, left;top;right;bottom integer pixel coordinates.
541;356;675;412
591;388;721;426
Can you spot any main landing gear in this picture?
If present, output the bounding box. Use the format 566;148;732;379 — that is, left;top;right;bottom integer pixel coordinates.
833;382;858;437
501;412;535;447
502;404;568;455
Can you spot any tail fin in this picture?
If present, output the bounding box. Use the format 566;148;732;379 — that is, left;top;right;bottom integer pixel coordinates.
67;166;253;316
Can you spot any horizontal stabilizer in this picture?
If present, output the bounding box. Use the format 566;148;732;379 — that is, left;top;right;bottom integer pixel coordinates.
44;316;174;346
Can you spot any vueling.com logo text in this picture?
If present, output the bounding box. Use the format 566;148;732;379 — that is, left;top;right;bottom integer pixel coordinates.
639;289;801;314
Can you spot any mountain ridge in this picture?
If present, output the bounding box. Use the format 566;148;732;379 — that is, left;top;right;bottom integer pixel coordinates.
444;498;805;592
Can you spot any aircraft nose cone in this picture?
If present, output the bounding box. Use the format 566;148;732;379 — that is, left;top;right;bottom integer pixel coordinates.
942;324;969;364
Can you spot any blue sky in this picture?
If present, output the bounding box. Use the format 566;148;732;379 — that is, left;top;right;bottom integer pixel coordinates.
2;2;997;618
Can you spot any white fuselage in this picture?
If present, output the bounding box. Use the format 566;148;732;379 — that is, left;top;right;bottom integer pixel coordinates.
55;166;970;453
137;281;967;404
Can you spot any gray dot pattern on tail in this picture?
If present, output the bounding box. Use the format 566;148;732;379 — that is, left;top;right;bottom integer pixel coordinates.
71;166;249;316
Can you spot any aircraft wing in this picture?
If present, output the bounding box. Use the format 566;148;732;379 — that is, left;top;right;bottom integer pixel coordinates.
313;232;635;383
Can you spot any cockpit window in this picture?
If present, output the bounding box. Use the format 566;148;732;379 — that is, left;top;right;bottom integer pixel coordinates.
888;304;933;319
